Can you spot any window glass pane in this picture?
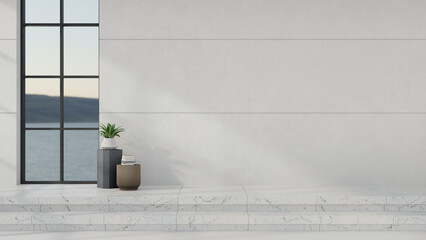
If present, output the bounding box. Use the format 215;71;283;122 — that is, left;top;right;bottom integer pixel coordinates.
26;78;60;128
64;27;98;75
64;130;98;181
25;0;60;23
25;130;60;181
26;27;60;75
64;0;98;23
64;78;99;128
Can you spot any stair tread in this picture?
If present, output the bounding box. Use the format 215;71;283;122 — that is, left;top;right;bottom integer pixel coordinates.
1;211;426;215
0;211;425;227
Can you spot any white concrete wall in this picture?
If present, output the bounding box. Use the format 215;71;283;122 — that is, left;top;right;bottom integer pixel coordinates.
0;0;18;187
100;0;426;186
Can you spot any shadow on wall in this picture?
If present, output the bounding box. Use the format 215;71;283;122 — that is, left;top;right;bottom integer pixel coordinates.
0;157;15;186
0;0;16;10
99;42;426;188
0;45;15;112
103;116;186;186
0;49;14;63
0;157;14;172
100;53;321;186
121;134;187;186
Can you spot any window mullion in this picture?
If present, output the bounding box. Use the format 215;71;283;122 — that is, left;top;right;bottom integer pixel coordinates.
25;75;99;78
22;0;99;183
59;0;64;182
20;0;26;184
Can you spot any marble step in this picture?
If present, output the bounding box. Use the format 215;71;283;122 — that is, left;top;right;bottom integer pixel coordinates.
0;202;424;212
2;186;426;213
1;211;426;231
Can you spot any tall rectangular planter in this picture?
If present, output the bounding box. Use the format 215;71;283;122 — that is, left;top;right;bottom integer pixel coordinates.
97;149;122;188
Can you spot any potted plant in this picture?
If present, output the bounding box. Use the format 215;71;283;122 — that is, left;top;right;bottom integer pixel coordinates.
99;123;124;149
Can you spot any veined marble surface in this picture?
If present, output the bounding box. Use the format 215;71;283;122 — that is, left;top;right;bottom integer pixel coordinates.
177;211;249;231
0;185;426;231
1;185;426;211
178;186;247;212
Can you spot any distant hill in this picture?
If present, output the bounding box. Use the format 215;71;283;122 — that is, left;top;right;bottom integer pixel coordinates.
26;94;98;123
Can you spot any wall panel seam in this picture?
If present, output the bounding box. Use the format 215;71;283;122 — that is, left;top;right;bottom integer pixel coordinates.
99;112;426;115
99;38;426;41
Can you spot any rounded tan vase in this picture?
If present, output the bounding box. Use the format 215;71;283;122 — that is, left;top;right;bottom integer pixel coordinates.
116;164;141;190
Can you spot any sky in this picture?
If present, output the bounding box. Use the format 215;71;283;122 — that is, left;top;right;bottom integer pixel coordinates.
26;78;98;99
25;0;99;99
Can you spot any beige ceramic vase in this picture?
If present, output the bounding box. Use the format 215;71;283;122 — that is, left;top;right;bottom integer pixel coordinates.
116;164;141;190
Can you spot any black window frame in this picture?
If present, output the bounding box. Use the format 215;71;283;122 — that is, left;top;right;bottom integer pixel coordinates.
21;0;99;184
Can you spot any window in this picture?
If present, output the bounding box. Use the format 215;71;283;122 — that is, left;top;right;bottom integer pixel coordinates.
21;0;99;183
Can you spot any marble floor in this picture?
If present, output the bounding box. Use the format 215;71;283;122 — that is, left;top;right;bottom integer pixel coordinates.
1;185;426;231
1;231;426;240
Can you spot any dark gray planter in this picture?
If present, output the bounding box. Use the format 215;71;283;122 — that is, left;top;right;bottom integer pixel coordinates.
97;149;122;188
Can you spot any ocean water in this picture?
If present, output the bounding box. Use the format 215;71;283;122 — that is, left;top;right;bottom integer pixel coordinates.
25;122;99;181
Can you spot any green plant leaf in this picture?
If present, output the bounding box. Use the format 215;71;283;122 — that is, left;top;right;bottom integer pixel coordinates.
98;123;124;138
